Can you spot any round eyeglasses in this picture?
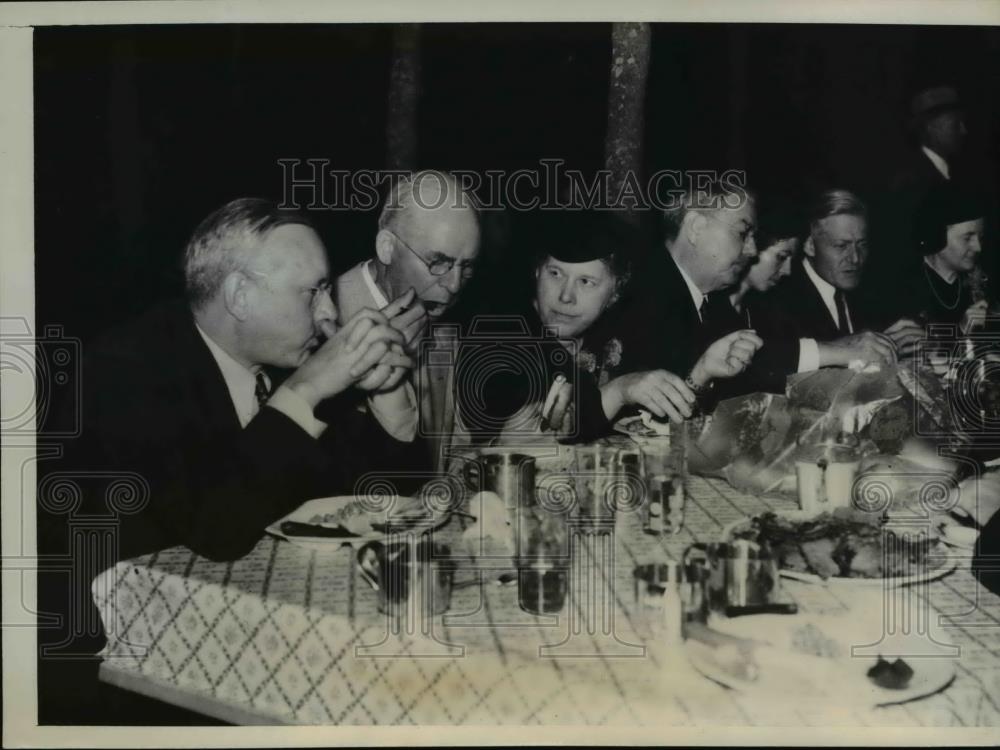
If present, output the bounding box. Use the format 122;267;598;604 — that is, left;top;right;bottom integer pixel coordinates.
388;230;477;279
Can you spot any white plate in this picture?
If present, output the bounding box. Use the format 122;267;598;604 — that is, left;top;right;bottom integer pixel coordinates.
266;495;453;550
722;510;957;588
938;522;979;551
686;610;956;709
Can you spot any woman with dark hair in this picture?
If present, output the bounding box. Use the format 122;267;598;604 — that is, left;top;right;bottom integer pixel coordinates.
729;202;803;326
902;180;989;329
456;209;639;444
457;209;759;444
700;199;806;397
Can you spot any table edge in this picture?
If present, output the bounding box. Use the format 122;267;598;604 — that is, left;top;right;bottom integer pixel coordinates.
98;662;294;726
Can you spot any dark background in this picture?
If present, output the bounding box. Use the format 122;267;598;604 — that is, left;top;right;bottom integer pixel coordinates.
35;23;1000;347
30;22;1000;725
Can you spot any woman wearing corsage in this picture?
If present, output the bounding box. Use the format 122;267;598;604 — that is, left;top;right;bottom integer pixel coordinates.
459;209;759;444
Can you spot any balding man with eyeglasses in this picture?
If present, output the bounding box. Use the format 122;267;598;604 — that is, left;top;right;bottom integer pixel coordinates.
334;170;482;472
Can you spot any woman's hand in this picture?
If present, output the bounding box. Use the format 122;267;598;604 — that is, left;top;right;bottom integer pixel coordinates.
602;370;696;424
961;300;989;335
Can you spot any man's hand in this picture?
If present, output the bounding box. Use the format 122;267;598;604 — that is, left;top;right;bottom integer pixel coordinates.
822;330;897;368
883;318;924;359
284;308;410;408
690;329;763;385
355;342;413;393
383;287;428;355
602;370;696;424
961;300;989;335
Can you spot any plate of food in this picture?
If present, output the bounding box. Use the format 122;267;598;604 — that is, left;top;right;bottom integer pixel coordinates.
613;410;672;440
684;610;956;708
723;507;957;587
266;495;460;550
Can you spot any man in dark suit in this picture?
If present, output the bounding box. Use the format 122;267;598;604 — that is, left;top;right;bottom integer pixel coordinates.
754;189;923;373
872;84;970;308
49;198;415;564
610;179;763;413
38;198;418;721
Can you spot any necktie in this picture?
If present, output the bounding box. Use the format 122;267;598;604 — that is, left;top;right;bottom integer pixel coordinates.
254;371;272;408
834;290;851;335
700;294;729;330
698;295;710;324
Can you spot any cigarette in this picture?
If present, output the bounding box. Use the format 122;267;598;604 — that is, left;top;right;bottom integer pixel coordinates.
539;373;566;431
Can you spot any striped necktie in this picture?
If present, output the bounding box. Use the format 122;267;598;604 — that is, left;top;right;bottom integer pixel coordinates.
834;290;851;334
254;371;272;408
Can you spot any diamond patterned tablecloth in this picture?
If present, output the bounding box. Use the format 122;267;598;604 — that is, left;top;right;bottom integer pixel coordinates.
94;474;1000;726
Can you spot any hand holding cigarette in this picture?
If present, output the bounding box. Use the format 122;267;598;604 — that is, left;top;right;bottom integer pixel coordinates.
539;373;572;432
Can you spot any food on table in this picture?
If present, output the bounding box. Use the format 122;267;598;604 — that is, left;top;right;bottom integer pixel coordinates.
279;520;360;538
866;656;914;690
616;413;665;438
308;500;370;527
855;453;961;521
866;398;914;454
638;410;671;436
731;508;941;580
307;495;437;528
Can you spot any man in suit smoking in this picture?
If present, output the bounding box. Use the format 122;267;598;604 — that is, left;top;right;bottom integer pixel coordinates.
53;198;415;563
335;170;482;472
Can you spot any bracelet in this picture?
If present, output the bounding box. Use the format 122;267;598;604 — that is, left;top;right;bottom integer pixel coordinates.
685;375;713;394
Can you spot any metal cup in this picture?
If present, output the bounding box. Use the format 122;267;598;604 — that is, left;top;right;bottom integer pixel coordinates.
356;539;456;617
517;559;568;615
683;541;787;616
463;452;537;512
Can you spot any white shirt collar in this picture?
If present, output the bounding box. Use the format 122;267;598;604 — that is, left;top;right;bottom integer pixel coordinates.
672;256;706;320
922;145;950;180
802;258;852;333
194;323;266;428
361;259;390;309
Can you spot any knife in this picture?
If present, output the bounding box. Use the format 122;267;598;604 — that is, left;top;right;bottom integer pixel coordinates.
280;520;361;539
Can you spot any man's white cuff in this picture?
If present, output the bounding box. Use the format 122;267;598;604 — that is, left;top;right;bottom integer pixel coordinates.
797;338;820;373
267;385;328;439
368;383;419;442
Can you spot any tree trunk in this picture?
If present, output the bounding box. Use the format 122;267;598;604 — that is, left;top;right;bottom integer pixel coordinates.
385;23;422;172
604;22;651;220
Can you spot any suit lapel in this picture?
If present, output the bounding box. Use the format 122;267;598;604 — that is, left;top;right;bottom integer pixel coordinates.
791;260;840;339
175;306;244;437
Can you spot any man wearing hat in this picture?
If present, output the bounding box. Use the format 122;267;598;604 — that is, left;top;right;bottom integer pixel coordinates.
899;84;968;187
877;85;970;293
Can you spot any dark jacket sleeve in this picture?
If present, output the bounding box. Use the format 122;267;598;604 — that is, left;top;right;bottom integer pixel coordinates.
75;349;338;562
565;368;614;443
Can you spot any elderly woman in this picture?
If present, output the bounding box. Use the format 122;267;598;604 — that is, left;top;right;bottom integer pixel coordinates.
458;209;759;444
903;180;989;329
